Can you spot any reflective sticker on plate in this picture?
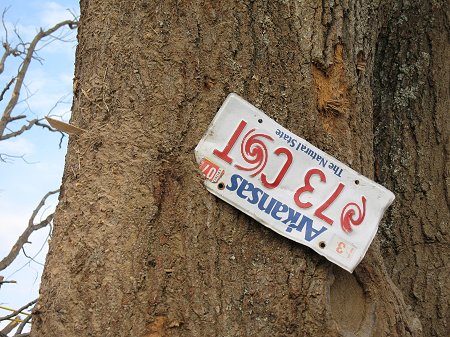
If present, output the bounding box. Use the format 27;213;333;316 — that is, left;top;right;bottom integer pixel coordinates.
199;158;225;183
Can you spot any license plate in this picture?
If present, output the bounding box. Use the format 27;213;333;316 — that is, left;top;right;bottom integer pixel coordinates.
194;94;394;272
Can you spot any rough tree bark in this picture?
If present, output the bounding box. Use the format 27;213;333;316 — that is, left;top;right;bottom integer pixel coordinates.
32;0;447;336
373;1;449;337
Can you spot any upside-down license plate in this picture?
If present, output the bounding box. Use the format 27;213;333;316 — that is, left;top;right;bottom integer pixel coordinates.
194;94;394;272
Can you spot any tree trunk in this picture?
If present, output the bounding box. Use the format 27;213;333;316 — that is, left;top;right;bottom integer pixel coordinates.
32;0;446;336
373;1;449;337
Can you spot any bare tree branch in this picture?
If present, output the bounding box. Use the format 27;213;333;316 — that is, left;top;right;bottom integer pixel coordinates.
0;300;36;323
1;8;10;43
0;77;15;101
35;120;61;133
0;9;11;75
0;117;66;141
0;45;11;74
13;313;32;336
0;43;13;74
0;119;38;140
0;19;77;138
0;320;19;336
6;114;25;122
0;275;17;288
0;190;59;271
21;247;43;267
0;153;31;164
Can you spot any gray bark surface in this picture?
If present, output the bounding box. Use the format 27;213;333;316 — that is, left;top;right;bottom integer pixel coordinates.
373;1;449;336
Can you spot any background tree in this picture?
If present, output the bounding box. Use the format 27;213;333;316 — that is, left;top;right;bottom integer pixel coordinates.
32;0;448;336
0;6;77;336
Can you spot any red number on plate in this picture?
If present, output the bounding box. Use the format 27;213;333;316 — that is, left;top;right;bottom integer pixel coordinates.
336;241;346;254
314;183;345;225
213;120;247;164
294;169;347;226
293;168;326;208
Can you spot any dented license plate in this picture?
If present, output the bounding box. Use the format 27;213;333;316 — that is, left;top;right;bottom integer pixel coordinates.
194;94;394;272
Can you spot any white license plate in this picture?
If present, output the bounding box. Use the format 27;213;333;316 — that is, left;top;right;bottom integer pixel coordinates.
195;94;394;272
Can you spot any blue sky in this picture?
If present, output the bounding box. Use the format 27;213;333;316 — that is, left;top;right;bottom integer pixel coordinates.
0;0;79;330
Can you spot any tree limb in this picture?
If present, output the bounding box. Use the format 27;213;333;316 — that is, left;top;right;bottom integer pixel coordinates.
0;119;38;140
35;120;62;134
0;275;17;288
0;320;19;336
7;114;25;122
0;9;12;75
0;190;59;271
0;9;26;75
0;19;77;138
14;332;30;337
0;300;36;323
14;313;32;336
0;117;66;141
0;44;13;75
0;77;15;102
0;153;28;163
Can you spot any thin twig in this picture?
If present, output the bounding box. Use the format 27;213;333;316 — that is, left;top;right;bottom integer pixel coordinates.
0;153;31;164
0;280;17;284
0;190;59;271
7;114;25;122
0;319;19;336
7;223;52;279
0;8;12;75
21;247;44;267
14;312;32;335
0;299;36;322
0;117;66;141
0;77;15;101
0;118;38;140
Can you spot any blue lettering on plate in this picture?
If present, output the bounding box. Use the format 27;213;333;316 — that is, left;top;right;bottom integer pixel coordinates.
226;174;327;242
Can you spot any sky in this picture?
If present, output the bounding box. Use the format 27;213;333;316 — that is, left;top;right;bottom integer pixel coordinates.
0;0;79;331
